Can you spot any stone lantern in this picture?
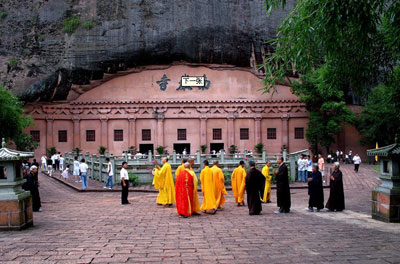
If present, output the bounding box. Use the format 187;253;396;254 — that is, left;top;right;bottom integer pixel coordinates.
367;143;400;223
0;138;34;230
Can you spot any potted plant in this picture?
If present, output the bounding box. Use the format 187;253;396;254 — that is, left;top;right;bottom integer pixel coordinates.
129;146;137;155
73;147;82;156
228;145;237;155
156;146;166;155
98;145;106;155
254;143;264;154
200;144;207;154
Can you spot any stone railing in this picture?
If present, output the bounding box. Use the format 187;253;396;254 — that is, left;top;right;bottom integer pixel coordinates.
63;150;288;185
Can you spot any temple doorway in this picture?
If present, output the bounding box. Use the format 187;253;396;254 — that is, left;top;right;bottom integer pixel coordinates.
173;143;191;154
139;144;154;155
210;143;224;153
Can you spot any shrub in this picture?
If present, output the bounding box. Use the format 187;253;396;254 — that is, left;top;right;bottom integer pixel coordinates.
73;147;82;155
98;145;106;155
228;145;237;154
128;146;137;155
64;16;81;34
46;147;57;157
200;144;207;154
8;58;18;68
1;11;7;19
38;35;44;41
254;143;264;154
156;145;166;155
128;172;139;186
83;21;94;30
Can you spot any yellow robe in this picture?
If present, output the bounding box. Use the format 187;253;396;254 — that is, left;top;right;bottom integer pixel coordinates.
211;165;227;207
231;166;246;204
200;166;217;210
175;163;185;178
262;165;272;202
154;162;176;205
186;168;201;213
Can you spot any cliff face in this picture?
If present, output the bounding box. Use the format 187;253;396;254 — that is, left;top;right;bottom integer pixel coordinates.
0;0;294;102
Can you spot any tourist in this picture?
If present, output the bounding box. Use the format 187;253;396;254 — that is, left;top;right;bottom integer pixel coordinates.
353;154;361;172
200;160;217;214
59;155;64;171
175;162;198;217
211;160;227;210
336;150;340;162
327;153;332;163
27;165;42;212
47;156;53;177
73;156;80;182
318;154;325;184
32;159;39;168
120;161;130;205
51;154;56;171
54;152;60;171
245;161;265;215
345;154;350;164
231;160;246;206
261;161;272;203
153;157;175;206
182;148;187;156
348;149;353;163
297;155;305;182
41;154;47;172
61;165;69;181
79;158;89;190
340;150;344;162
307;165;324;212
326;162;345;211
175;158;188;179
307;155;313;178
274;157;291;214
104;158;114;190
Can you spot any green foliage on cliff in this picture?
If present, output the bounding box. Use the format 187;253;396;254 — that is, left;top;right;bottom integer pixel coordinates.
262;0;400;151
64;16;81;34
83;21;94;30
8;58;18;68
0;84;36;151
1;11;7;19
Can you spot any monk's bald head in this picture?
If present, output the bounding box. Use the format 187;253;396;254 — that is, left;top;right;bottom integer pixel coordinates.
184;162;190;168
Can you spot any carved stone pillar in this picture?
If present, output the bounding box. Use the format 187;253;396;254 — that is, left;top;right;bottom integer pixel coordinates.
46;119;53;148
227;117;235;148
281;114;289;150
100;118;108;148
128;118;136;148
73;118;80;149
254;117;262;144
157;117;164;147
200;116;207;147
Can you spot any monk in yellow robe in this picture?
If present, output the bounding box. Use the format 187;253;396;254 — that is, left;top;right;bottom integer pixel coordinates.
188;158;201;214
154;157;176;206
261;161;272;203
231;160;246;206
200;160;217;213
211;160;227;209
175;158;187;179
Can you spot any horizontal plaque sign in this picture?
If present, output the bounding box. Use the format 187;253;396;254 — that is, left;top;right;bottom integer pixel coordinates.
181;76;205;87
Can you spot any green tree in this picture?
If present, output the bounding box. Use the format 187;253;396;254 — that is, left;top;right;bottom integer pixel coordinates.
262;0;397;151
0;84;36;151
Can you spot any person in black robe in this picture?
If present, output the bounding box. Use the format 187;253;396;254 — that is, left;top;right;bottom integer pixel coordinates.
25;165;42;212
274;157;291;214
307;165;324;212
245;161;265;215
326;162;345;211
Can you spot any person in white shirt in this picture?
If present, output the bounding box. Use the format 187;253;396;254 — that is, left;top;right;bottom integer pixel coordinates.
336;150;340;162
348;150;353;163
307;155;313;178
61;165;69;181
353;154;362;172
54;152;60;171
41;154;47;172
120;161;130;204
73;156;80;182
297;155;305;182
59;155;64;171
318;154;325;184
104;158;114;190
79;159;89;190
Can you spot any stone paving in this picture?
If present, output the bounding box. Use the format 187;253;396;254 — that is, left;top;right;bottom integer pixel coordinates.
1;164;399;264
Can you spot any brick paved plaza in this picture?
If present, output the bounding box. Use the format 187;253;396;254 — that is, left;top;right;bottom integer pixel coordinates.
1;164;400;264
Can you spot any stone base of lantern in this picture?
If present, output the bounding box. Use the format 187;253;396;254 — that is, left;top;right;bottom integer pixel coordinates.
0;182;33;231
372;186;400;223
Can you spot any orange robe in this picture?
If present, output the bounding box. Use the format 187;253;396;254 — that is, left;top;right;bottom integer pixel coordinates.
188;168;201;213
200;166;217;210
175;170;194;217
211;165;227;207
231;165;246;204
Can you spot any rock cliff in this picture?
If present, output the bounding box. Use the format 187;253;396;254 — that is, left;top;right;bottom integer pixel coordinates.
0;0;294;102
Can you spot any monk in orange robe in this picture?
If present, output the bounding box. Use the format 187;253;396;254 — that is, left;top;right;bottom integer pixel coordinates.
200;160;217;214
231;160;246;206
211;160;227;210
175;162;197;217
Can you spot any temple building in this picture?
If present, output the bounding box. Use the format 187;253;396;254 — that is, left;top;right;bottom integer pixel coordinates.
24;63;366;158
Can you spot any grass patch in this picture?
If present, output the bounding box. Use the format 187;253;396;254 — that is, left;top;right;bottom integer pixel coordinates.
82;21;94;30
8;57;18;68
64;16;81;34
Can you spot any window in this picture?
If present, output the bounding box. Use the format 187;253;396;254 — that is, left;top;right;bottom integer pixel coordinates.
295;127;304;139
30;130;40;142
142;129;151;141
240;128;249;140
213;128;222;140
114;129;123;141
267;128;277;140
58;130;67;142
177;129;187;141
86;130;96;142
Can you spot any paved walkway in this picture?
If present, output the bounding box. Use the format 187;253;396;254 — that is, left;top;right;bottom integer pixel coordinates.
1;164;399;264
